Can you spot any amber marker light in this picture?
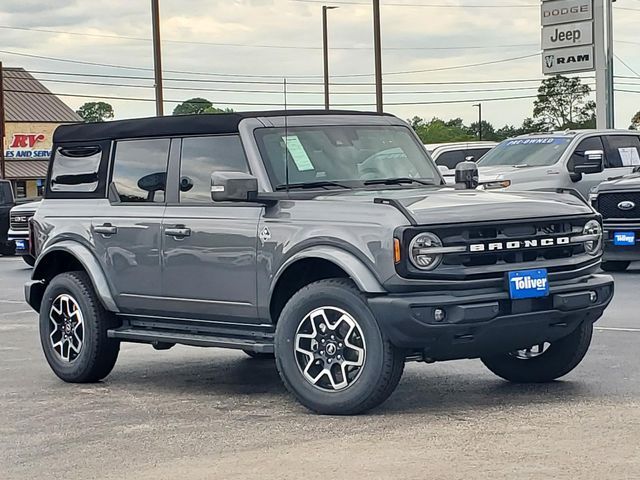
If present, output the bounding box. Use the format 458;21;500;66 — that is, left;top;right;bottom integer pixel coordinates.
394;238;401;264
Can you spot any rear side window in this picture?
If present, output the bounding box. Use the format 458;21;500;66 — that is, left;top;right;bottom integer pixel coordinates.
179;136;248;203
465;148;491;161
112;139;170;203
50;146;102;192
435;150;465;169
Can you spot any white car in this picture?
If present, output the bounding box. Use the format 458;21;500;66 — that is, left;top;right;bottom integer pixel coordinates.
425;141;497;170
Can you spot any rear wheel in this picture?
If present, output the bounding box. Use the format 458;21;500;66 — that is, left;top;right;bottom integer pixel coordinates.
601;261;630;272
275;278;404;415
481;321;593;383
39;271;120;383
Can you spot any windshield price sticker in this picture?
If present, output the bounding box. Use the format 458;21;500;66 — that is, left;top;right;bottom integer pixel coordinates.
283;135;315;171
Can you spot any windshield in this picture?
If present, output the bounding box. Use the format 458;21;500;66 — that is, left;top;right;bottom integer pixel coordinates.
255;125;440;189
477;137;571;167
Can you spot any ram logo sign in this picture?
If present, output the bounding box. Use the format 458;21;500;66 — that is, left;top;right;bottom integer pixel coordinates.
542;45;594;75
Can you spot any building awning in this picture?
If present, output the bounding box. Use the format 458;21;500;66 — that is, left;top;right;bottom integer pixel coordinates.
5;161;49;180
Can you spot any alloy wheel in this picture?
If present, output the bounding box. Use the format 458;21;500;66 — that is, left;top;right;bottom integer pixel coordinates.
49;294;84;363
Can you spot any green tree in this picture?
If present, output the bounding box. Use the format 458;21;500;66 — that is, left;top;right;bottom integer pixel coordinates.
410;116;474;144
76;102;114;123
630;111;640;130
533;75;595;130
172;97;234;115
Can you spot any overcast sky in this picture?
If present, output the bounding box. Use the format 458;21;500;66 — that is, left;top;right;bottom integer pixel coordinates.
1;0;639;128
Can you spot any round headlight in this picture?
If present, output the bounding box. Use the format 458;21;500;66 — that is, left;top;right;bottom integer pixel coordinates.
583;219;602;256
409;232;443;270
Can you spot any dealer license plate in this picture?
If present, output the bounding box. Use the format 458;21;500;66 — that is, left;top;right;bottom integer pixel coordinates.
15;240;27;251
508;268;549;300
613;231;635;246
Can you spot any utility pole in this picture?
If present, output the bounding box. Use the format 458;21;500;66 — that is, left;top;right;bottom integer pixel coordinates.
372;0;383;113
151;0;164;116
594;0;614;128
473;103;482;141
322;6;338;110
0;62;6;180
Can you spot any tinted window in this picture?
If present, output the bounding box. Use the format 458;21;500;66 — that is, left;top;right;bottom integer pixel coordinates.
604;135;640;168
465;148;491;161
112;139;170;203
570;136;607;169
50;146;102;192
435;150;465;169
180;136;248;203
0;182;13;204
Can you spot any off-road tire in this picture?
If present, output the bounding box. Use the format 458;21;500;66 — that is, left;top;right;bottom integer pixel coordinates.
243;350;275;360
481;321;593;383
39;271;120;383
275;278;405;415
601;261;630;272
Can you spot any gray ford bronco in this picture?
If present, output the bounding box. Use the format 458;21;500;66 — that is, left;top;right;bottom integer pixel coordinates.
25;111;614;415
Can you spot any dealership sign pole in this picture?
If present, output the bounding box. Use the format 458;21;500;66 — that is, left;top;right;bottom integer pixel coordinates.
541;0;613;128
0;62;5;180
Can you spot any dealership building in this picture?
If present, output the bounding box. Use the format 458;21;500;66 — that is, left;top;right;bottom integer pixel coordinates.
2;68;82;198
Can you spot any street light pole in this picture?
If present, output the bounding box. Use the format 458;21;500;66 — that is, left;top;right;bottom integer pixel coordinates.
0;62;5;180
322;6;338;110
151;0;164;116
473;103;482;141
372;0;383;113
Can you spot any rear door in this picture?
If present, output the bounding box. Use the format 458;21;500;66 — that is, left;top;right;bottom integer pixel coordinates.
91;138;171;314
160;135;262;323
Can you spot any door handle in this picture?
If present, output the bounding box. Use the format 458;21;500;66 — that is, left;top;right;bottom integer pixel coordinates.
165;227;191;238
93;224;118;236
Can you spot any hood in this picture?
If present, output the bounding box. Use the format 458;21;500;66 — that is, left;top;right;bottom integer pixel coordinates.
314;187;593;225
595;173;640;192
11;200;41;213
477;164;555;183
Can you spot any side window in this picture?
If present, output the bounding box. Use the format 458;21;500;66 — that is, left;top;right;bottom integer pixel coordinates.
50;146;102;192
112;139;170;203
603;135;640;168
179;136;249;203
570;136;607;170
466;148;491;161
435;150;465;169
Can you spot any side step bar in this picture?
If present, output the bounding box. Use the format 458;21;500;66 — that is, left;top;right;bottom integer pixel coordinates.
107;328;274;353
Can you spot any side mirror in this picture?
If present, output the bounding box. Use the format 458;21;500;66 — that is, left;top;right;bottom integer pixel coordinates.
211;171;258;202
572;150;604;175
455;161;479;190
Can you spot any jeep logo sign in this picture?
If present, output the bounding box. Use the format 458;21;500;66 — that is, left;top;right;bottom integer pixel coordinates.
541;21;593;50
541;0;592;26
542;45;594;75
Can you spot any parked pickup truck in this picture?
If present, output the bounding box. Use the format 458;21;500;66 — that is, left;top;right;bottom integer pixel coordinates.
9;200;40;266
25;111;614;415
0;180;16;256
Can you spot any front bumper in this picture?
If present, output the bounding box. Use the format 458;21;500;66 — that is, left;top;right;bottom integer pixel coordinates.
7;230;29;256
603;224;640;262
367;274;614;360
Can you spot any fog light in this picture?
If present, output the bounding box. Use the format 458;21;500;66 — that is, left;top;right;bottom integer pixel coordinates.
589;291;598;303
434;308;446;322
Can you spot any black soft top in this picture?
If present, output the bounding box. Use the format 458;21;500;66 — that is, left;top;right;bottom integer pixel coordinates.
53;109;384;144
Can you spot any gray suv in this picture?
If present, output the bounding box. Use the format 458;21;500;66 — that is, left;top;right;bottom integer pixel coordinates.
25;111;614;414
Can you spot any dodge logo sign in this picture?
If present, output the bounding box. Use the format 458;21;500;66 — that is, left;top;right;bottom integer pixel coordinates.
618;201;636;211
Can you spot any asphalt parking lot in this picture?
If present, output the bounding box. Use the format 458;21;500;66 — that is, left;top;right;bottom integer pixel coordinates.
1;257;639;480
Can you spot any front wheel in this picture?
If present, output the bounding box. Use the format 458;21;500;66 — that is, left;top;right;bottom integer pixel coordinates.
22;255;36;267
39;271;120;383
481;321;593;383
275;279;404;415
601;261;630;272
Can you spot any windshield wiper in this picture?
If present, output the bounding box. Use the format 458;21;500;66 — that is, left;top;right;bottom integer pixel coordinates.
275;180;352;191
363;177;434;187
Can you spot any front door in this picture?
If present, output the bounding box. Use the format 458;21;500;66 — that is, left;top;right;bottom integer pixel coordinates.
160;135;262;323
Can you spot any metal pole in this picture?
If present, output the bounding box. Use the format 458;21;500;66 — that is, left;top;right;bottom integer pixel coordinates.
322;6;338;110
594;0;607;129
0;62;5;180
606;0;615;128
151;0;164;116
474;103;482;141
372;0;383;113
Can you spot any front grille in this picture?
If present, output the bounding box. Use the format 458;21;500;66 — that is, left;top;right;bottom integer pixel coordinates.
597;192;640;220
399;216;596;282
10;211;35;231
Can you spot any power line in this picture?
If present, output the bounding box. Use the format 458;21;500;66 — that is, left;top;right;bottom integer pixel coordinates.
614;55;640;78
0;25;537;51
